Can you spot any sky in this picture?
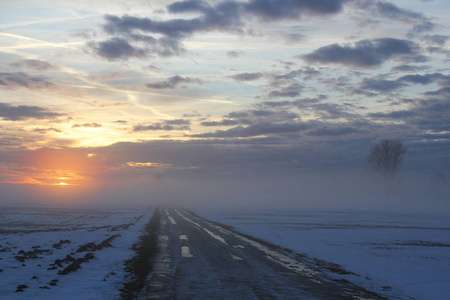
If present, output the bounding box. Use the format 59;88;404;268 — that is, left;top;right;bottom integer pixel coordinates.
0;0;449;209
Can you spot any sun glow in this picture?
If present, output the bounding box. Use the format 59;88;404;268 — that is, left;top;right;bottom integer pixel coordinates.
58;182;69;186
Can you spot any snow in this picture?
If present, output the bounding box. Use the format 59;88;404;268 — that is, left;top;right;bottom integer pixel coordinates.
201;209;450;300
181;246;194;258
0;206;153;300
203;228;228;245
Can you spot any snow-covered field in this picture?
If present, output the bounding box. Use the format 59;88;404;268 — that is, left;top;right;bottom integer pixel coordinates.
0;206;152;300
202;209;450;300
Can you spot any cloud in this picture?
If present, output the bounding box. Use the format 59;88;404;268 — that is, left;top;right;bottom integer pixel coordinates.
33;127;63;134
306;126;362;137
10;59;55;71
0;103;65;121
408;21;436;37
423;35;450;46
360;78;406;92
268;83;304;98
113;120;128;124
229;72;263;82
368;110;417;119
0;72;54;90
146;75;204;89
142;64;160;72
72;123;102;128
398;73;443;85
133;119;191;131
372;1;425;23
191;121;309;138
200;119;240;127
353;1;428;27
312;103;358;120
366;84;450;134
359;73;447;93
227;50;244;58
244;0;347;21
303;38;418;68
91;1;242;59
91;0;350;60
391;64;430;72
89;37;149;61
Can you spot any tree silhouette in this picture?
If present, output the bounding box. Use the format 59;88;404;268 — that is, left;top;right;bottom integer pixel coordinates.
366;140;406;193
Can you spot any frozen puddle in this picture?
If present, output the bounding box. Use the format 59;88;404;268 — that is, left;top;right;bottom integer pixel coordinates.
181;246;194;258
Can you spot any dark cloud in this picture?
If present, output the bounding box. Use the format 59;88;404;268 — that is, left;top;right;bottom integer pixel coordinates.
267;68;321;86
303;38;418;68
312;103;358;120
0;72;54;90
92;0;350;60
268;83;304;98
33;127;63;134
10;59;54;71
398;73;443;85
408;21;436;37
354;1;427;24
359;73;447;94
0;103;65;121
424;86;450;97
293;95;327;107
360;78;405;92
89;37;150;61
113;120;128;124
92;1;242;59
391;64;429;72
255;95;326;110
250;109;276;117
146;75;204;89
423;35;450;46
367;85;450;134
230;72;263;81
133;119;191;131
225;111;250;119
368;110;417;119
200;119;240;127
244;0;347;21
256;100;292;108
72;123;102;128
306;126;362;136
373;1;425;23
165;119;191;126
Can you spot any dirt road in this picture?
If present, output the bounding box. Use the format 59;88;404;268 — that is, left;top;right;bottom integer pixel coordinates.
140;208;385;299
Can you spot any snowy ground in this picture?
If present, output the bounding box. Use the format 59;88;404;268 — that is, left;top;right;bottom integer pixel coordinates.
201;209;450;300
0;206;153;300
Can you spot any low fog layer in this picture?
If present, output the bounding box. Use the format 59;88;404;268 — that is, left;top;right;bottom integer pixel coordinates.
1;139;448;212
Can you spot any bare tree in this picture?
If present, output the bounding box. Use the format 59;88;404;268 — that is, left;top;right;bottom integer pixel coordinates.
366;140;406;191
